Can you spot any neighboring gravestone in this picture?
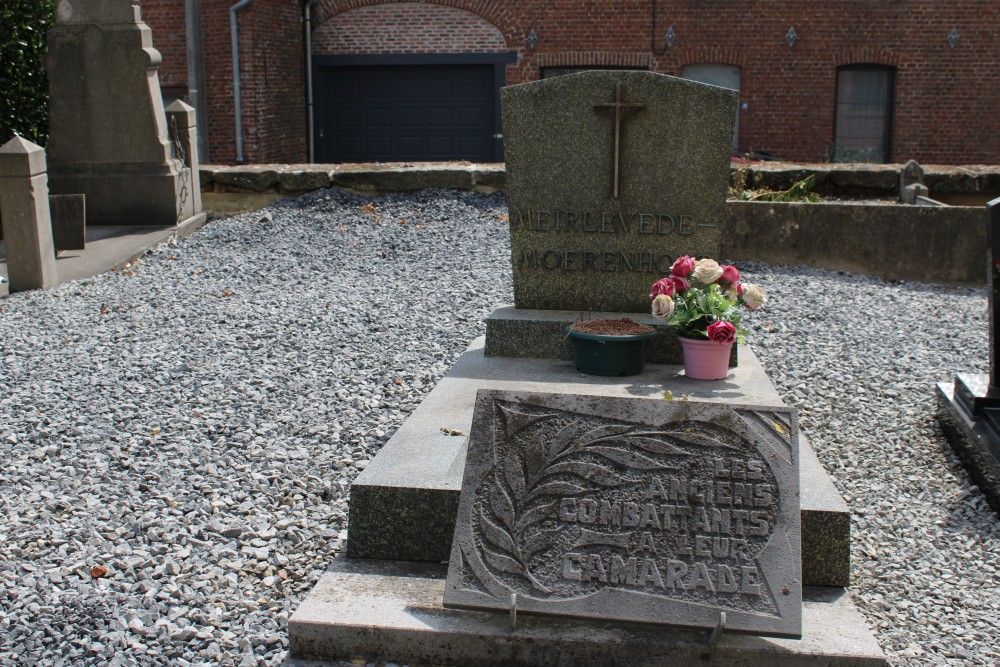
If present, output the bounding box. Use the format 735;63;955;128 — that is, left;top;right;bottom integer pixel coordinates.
444;389;802;638
952;197;1000;416
44;0;197;226
938;196;1000;514
503;71;737;312
49;195;86;251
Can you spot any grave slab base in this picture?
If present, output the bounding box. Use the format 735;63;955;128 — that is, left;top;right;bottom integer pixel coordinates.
289;558;886;667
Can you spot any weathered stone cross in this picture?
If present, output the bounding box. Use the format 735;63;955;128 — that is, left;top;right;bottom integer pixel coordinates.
593;82;645;198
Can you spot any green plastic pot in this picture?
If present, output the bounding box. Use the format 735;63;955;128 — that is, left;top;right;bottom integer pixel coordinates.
566;327;657;376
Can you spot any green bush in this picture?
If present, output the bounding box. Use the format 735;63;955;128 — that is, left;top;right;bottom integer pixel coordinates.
0;0;55;145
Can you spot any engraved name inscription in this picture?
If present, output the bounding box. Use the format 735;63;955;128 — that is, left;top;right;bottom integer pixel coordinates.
511;209;718;274
517;249;674;274
510;209;710;235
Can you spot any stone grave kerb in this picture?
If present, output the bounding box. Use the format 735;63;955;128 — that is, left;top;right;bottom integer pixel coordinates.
502;70;737;314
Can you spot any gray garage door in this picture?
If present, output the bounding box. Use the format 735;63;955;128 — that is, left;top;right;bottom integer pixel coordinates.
316;64;496;163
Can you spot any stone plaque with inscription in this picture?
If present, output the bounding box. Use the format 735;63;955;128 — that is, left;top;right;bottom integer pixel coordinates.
502;71;738;312
444;390;802;638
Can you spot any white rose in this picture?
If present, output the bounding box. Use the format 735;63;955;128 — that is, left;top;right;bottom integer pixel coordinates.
651;294;675;320
741;283;767;309
692;258;723;284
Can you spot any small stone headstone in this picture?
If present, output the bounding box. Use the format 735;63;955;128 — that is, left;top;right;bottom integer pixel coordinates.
49;194;86;251
502;71;737;312
444;389;802;638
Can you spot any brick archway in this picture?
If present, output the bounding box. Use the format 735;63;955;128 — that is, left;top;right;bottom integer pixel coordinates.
313;2;509;55
313;0;527;54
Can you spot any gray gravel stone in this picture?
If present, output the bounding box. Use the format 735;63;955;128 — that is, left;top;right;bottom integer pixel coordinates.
0;188;996;666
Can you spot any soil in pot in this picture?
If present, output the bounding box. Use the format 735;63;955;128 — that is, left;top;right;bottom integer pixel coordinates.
569;317;655;336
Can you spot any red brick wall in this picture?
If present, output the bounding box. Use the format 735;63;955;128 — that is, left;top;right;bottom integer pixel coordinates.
237;1;307;163
143;0;307;164
143;0;1000;165
139;1;187;92
313;0;1000;165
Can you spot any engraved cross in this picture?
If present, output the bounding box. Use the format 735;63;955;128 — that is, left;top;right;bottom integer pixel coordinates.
593;82;645;198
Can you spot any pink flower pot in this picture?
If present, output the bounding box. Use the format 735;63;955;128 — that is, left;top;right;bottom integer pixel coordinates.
679;336;733;380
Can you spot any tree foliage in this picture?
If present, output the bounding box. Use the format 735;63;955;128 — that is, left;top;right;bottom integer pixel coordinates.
0;0;55;145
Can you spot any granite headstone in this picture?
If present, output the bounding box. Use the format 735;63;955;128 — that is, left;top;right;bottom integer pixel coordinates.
938;196;1000;514
444;389;802;638
49;195;86;251
502;71;737;313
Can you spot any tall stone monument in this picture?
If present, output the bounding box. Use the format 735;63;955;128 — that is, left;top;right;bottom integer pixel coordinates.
45;0;197;226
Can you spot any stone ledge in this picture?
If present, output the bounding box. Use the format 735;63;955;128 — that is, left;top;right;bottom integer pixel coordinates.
200;162;506;194
723;200;985;286
209;165;281;192
346;336;851;587
332;164;475;191
199;162;1000;200
289;559;886;666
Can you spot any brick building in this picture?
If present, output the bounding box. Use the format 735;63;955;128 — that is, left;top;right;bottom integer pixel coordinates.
143;0;1000;165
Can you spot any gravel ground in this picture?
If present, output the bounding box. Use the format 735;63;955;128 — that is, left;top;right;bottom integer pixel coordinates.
1;188;997;666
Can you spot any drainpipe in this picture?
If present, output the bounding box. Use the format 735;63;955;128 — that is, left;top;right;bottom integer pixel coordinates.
230;0;253;164
304;0;321;163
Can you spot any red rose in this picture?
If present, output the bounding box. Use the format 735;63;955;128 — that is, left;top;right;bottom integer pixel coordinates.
706;320;736;344
671;256;696;278
670;276;689;293
719;264;740;285
649;277;676;299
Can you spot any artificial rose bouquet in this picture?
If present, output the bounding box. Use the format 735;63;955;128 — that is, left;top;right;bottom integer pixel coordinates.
649;257;766;345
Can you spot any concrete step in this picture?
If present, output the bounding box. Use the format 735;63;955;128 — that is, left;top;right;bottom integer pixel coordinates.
347;336;850;588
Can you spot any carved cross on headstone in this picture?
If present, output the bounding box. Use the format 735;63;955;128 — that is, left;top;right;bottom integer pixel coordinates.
593;82;644;198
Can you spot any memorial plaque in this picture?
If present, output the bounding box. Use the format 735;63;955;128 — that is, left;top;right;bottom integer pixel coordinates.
502;71;738;312
444;390;802;638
